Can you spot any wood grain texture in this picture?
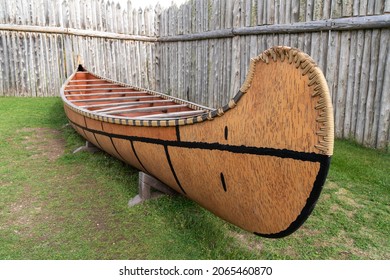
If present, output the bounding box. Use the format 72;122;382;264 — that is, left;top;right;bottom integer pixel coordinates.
0;0;388;150
61;46;333;236
168;147;320;234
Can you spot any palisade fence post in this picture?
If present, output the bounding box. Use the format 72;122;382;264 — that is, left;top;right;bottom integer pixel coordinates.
0;0;388;149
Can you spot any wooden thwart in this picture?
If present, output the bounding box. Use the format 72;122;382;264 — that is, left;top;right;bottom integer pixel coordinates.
69;79;104;82
79;100;164;108
65;87;133;92
71;96;157;102
65;91;147;97
66;83;115;87
99;104;188;115
93;100;173;113
133;110;206;119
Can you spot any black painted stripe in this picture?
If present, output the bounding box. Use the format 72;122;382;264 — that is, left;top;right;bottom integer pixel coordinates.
92;133;103;150
83;116;102;149
130;140;149;174
254;156;331;238
220;173;227;192
175;125;181;142
80;128;88;139
224;126;228;140
164;145;186;195
110;137;126;162
68;118;331;238
68;119;327;164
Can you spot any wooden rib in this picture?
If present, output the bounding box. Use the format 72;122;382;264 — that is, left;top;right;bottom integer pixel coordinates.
70;96;157;103
78;100;162;108
133;110;206;119
102;104;189;115
93;100;173;113
65;91;147;97
64;87;130;92
69;79;103;82
66;83;116;87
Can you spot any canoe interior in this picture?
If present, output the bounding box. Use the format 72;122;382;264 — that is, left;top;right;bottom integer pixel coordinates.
63;69;213;120
61;46;334;238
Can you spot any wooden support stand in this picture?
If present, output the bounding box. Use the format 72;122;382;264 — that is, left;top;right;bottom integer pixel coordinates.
73;140;100;154
128;172;178;207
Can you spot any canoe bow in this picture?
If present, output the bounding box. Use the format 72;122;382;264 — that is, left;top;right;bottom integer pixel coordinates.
61;46;334;238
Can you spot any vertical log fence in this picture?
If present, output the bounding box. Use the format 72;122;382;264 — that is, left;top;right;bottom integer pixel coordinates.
0;0;389;150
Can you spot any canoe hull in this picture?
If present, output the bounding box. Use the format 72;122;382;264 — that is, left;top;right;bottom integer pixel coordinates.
62;46;334;237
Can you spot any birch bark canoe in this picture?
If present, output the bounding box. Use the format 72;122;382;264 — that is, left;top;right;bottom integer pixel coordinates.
61;46;334;237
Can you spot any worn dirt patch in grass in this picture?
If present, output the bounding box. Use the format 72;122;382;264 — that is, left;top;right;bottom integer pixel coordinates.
4;128;67;239
20;127;66;161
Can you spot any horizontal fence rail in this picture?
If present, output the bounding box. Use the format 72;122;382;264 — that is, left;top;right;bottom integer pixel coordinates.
159;14;390;41
0;0;389;150
0;24;158;42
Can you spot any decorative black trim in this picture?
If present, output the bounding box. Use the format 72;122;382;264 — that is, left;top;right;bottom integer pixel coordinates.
130;140;149;174
232;91;244;104
110;137;126;162
224;126;228;140
68;119;331;238
220;173;227;192
175;125;181;142
68;119;327;164
92;133;103;150
254;156;331;238
80;128;88;139
164;145;186;195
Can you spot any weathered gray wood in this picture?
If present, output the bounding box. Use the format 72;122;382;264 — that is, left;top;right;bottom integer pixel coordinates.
377;29;390;149
355;30;372;144
335;31;351;138
343;31;357;139
363;29;380;147
359;0;368;15
326;31;340;111
0;31;4;95
158;14;390;41
351;30;365;140
386;0;390;13
0;23;157;41
73;140;99;154
0;0;389;149
128;172;177;207
368;28;384;147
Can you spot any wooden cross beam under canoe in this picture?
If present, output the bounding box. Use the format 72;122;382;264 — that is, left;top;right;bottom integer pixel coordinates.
60;46;334;238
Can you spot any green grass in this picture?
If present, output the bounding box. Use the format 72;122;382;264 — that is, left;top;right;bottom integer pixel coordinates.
0;97;389;260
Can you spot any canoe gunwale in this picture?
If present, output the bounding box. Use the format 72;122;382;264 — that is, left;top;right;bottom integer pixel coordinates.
60;46;335;237
60;67;226;127
61;46;333;155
